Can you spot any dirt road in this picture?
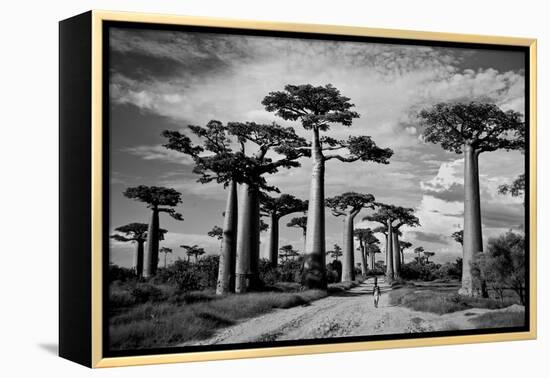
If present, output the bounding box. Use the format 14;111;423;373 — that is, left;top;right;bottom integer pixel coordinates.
181;277;520;346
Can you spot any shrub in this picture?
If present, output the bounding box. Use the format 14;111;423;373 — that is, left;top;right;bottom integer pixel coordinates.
472;231;526;304
326;260;342;283
108;263;136;283
400;261;440;281
154;256;220;292
131;283;166;303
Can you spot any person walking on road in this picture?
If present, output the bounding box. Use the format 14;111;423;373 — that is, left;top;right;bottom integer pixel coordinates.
373;281;381;308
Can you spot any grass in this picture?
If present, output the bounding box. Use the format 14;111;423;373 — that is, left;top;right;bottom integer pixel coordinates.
109;289;326;350
470;310;526;328
389;283;519;315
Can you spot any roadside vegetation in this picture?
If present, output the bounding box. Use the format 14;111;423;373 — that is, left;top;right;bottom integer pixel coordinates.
109;254;365;349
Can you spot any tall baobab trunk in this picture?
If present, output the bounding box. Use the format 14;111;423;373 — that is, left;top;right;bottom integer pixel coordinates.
359;241;368;277
341;212;358;282
386;220;394;281
216;180;238;295
370;249;375;272
303;127;327;289
392;230;401;279
134;240;145;278
460;144;483;296
266;213;279;267
143;207;159;278
236;183;260;293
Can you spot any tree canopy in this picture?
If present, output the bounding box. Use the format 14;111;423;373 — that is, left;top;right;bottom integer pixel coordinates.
110;223;167;243
287;216;307;232
354;228;380;246
399;241;413;251
326;192;376;216
262;84;393;164
262;84;360;131
279;244;299;261
498;173;525;198
163;120;309;192
326;244;343;260
123;186;183;220
260;194;307;219
418;102;524;154
451;230;464;245
208;225;223;240
181;244;206;260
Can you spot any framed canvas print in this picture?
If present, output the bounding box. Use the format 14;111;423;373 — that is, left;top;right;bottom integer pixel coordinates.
59;10;537;368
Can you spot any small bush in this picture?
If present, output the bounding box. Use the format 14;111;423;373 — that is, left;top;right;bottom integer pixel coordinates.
470;310;526;328
389;286;518;315
108;263;136;283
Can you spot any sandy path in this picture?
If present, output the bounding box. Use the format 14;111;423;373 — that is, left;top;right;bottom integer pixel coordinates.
180;277;521;346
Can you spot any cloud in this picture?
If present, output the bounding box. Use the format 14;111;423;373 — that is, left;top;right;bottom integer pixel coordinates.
410;231;449;245
423;182;464;203
121;144;194;165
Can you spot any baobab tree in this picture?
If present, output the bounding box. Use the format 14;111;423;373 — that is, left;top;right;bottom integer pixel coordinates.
226;121;308;292
208;225;224;252
181;244;205;263
399;241;413;265
164;121;307;293
160;247;172;268
364;204;401;281
263;84;393;289
326;192;376;281
110;223;167;278
369;243;382;271
279;244;300;262
260;194;307;267
354;228;379;276
414;246;425;264
327;244;343;261
424;251;435;264
287;216;307;251
163;121;243;294
451;230;464;246
499;173;525;199
123;186;183;278
371;225;389;269
390;207;420;279
418;102;524;296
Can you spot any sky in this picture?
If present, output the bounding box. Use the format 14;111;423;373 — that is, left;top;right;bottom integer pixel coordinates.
107;26;526;268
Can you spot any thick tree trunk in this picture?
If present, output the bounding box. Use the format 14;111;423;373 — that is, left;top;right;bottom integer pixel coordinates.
134;240;145;278
266;213;279;267
216;180;238;295
235;183;260;293
460;144;483;296
392;230;401;279
341;213;357;282
303;128;327;289
359;241;368;277
143;208;159;278
386;220;394;281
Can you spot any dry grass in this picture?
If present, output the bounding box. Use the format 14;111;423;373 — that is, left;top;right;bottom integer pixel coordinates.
389;284;519;315
109;289;326;350
470;310;526;328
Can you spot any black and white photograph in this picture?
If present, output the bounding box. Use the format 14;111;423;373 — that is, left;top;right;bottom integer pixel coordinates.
105;23;528;353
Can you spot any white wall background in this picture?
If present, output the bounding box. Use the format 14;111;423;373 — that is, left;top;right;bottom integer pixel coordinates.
0;0;547;376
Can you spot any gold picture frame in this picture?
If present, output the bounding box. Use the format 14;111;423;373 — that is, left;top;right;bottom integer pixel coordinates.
59;10;537;368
